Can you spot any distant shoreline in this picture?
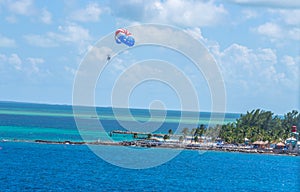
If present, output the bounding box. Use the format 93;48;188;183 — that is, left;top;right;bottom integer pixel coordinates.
1;139;299;157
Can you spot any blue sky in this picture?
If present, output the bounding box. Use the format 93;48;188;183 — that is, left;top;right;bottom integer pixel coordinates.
0;0;299;114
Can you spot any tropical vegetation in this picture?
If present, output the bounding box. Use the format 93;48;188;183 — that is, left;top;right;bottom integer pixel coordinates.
176;109;299;144
218;109;299;144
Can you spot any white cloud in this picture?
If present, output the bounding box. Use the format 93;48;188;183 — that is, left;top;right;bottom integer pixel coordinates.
24;23;92;53
211;43;296;92
0;54;7;70
256;48;277;64
27;57;44;65
7;0;34;15
64;66;77;75
227;0;300;9
111;0;227;27
287;28;300;41
26;57;44;73
261;65;285;83
184;27;206;42
24;34;58;47
151;0;227;26
70;2;102;22
56;23;91;43
0;52;48;75
255;22;300;41
281;55;299;82
40;8;52;24
8;53;22;70
111;58;127;72
249;8;300;43
241;9;258;19
55;23;92;53
282;55;296;66
256;22;282;39
5;15;17;23
2;0;53;24
0;54;6;62
0;34;16;47
276;10;300;26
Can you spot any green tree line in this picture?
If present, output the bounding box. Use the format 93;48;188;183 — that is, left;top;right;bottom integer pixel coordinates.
218;109;300;144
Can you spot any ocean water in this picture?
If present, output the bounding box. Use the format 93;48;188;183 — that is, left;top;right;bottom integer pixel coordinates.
0;102;299;191
0;101;240;142
0;142;299;191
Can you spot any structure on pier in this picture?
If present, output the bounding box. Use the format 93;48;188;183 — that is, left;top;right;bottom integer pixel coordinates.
285;125;300;153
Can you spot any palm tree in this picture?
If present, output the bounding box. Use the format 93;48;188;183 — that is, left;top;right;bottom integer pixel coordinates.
182;127;189;142
218;109;299;144
163;134;170;141
194;124;206;142
179;136;184;142
190;128;196;143
147;133;152;140
168;129;173;136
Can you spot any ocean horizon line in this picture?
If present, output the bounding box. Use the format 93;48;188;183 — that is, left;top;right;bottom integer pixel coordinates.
0;100;242;116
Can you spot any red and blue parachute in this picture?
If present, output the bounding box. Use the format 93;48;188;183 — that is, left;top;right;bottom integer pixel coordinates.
115;28;135;47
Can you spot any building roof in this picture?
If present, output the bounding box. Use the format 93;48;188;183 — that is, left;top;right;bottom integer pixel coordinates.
286;137;297;141
276;142;285;147
253;140;268;145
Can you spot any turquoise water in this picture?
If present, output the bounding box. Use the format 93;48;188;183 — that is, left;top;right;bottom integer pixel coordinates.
1;101;299;191
0;101;240;142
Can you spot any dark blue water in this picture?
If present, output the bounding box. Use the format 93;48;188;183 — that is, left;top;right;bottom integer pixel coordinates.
0;141;299;191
